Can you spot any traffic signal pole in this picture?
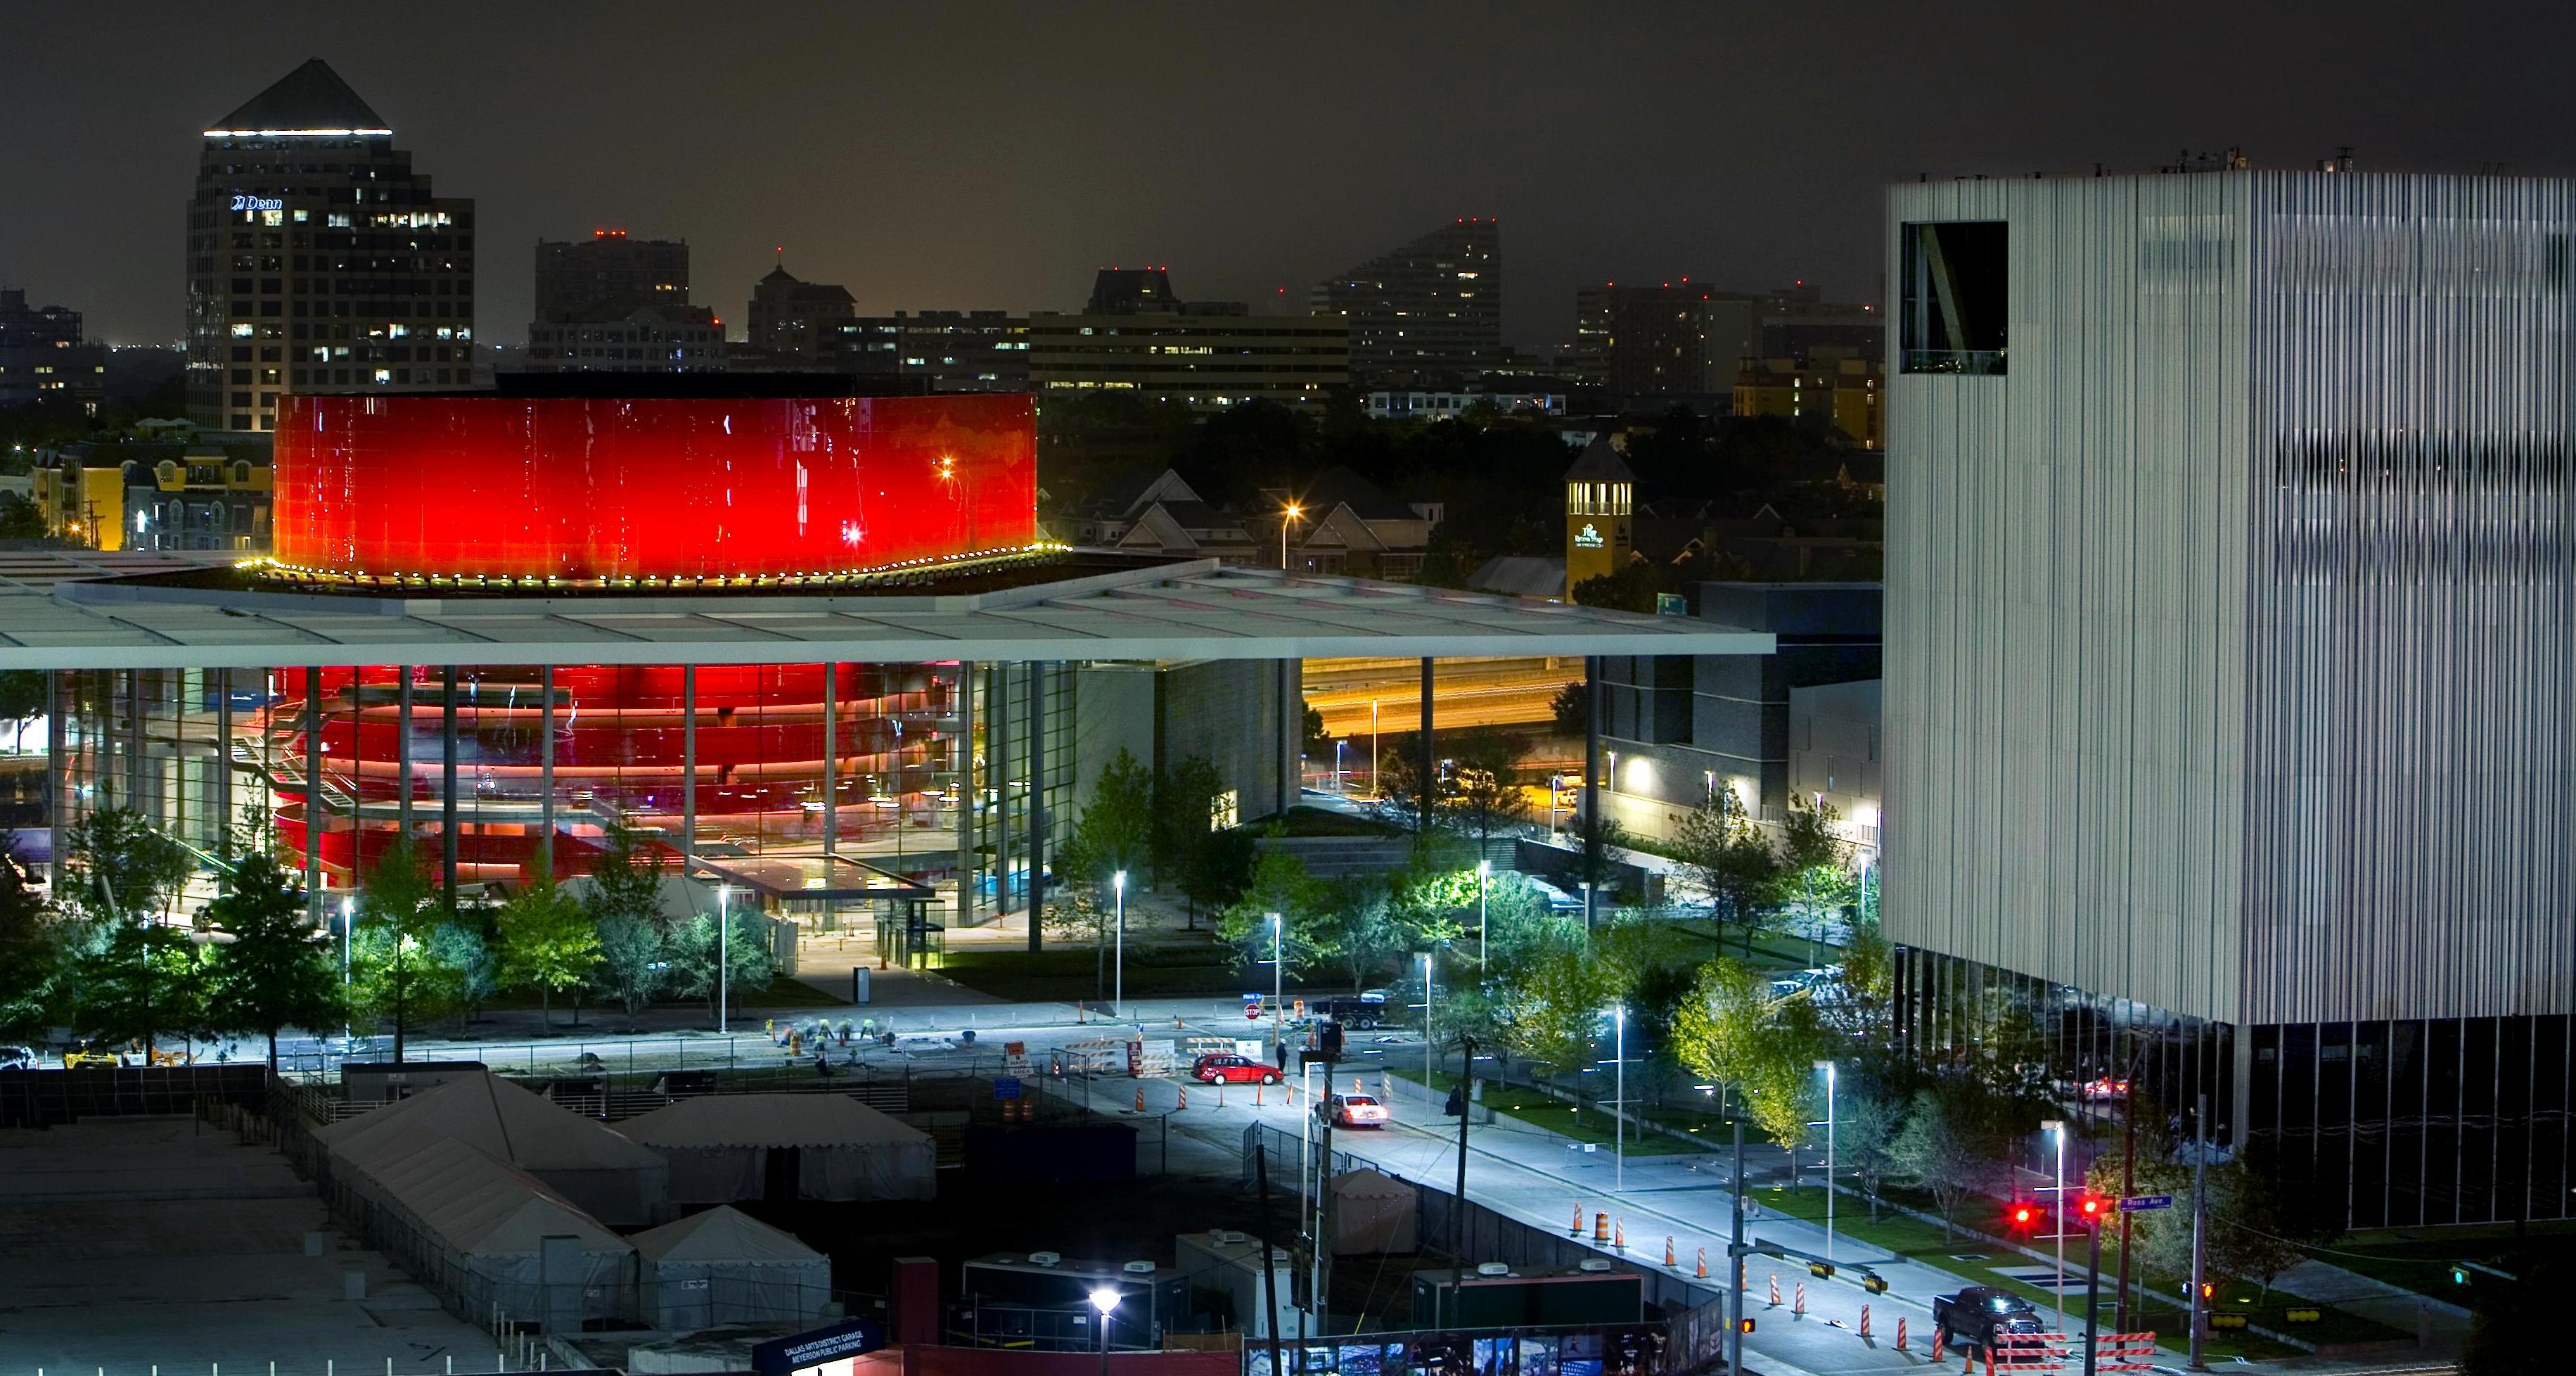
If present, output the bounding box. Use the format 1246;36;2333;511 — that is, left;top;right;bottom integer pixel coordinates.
2082;1213;2104;1376
1729;1117;1747;1373
2189;1092;2210;1371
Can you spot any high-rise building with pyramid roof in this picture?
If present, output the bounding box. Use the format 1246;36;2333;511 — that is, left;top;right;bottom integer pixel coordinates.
186;58;475;431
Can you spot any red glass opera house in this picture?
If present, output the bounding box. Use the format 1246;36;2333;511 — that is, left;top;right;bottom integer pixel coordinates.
229;383;1037;888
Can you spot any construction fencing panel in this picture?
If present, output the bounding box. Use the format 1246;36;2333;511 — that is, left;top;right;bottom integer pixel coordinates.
0;1064;268;1128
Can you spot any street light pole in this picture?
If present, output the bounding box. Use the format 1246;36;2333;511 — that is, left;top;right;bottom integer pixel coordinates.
1269;911;1283;1064
1420;952;1434;1092
340;896;354;1043
2042;1118;2067;1332
1815;1059;1837;1261
1476;860;1489;966
1613;1005;1627;1193
1088;1287;1120;1376
1113;870;1127;1017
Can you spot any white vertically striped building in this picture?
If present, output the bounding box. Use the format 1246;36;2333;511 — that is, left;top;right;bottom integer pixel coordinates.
1884;167;2575;1227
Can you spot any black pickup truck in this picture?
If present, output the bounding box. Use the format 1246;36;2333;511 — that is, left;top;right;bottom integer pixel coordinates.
1931;1286;2045;1356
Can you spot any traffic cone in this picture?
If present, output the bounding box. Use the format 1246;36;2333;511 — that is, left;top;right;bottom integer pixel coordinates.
1177;1086;1188;1111
1613;1220;1625;1250
1174;1016;1184;1029
1793;1281;1805;1318
1663;1237;1675;1268
1929;1327;1944;1361
1695;1248;1707;1280
1594;1212;1610;1243
1255;1083;1264;1106
1286;1083;1296;1105
1859;1306;1871;1340
1768;1275;1780;1308
1572;1205;1584;1236
1896;1318;1907;1352
1134;1087;1146;1113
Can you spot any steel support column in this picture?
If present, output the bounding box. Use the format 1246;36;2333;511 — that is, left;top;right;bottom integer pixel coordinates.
539;665;555;867
682;665;698;867
440;665;459;898
1418;657;1435;834
305;665;323;918
397;668;414;841
1583;655;1602;927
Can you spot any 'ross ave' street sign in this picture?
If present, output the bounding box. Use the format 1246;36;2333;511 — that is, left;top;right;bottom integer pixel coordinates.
2119;1194;2174;1212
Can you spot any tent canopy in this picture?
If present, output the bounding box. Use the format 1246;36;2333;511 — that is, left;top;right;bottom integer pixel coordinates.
319;1070;669;1174
360;1135;630;1257
633;1205;827;1265
617;1092;930;1149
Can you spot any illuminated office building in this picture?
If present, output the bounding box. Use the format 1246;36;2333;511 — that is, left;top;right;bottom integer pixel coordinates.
185;58;475;432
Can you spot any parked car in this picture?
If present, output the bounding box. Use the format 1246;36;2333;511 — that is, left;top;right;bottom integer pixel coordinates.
1193;1054;1283;1085
1930;1287;2044;1357
1321;1092;1391;1129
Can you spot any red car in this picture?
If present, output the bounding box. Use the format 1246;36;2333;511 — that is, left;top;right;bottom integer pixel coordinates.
1193;1054;1283;1085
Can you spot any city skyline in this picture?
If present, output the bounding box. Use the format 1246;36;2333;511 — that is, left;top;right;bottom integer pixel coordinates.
10;3;2574;349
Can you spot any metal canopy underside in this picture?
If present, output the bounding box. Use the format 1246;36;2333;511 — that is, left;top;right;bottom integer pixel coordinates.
0;552;1775;669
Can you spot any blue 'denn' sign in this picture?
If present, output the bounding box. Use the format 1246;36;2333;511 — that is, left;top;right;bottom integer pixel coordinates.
2118;1194;2174;1212
751;1318;884;1375
231;193;284;212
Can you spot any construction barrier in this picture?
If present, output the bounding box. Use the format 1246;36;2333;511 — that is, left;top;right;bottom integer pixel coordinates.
1571;1204;1584;1236
1177;1087;1187;1111
1695;1247;1707;1280
1859;1306;1870;1340
1793;1281;1805;1318
1613;1220;1626;1250
1895;1317;1907;1352
1665;1237;1676;1268
1767;1275;1780;1308
1991;1333;2067;1372
1594;1212;1610;1243
2091;1333;2161;1373
1134;1088;1146;1113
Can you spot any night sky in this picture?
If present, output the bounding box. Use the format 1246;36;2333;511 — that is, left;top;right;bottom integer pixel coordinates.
9;3;2574;349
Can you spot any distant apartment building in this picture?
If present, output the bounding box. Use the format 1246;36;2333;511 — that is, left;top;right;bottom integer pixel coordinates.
525;229;724;373
186;59;475;431
1065;465;1440;580
1571;282;1757;399
747;265;857;362
1734;349;1884;449
1030;270;1346;410
831;311;1030;392
1312;219;1501;387
0;288;107;407
31;440;273;552
1757;281;1882;362
1365;389;1564;421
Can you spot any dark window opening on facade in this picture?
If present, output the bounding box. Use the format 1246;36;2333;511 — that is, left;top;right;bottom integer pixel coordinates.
1901;221;2008;374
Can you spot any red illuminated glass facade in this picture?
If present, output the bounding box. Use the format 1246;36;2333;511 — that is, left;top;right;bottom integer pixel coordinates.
273;393;1036;581
269;663;966;884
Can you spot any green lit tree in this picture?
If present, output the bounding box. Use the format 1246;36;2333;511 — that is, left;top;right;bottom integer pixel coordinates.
60;806;194;930
1215;841;1334;982
350;839;456;1062
582;822;670;1027
70;919;209;1061
0;841;70;1041
203;850;344;1068
496;846;600;1028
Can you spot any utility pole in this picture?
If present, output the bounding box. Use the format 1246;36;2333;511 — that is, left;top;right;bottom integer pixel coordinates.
2189;1092;2210;1372
1254;1145;1286;1376
2115;1068;2140;1331
1728;1117;1747;1376
1452;1036;1473;1266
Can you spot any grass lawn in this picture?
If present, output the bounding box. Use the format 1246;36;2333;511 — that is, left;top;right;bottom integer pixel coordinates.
1390;1067;1710;1157
2305;1219;2576;1297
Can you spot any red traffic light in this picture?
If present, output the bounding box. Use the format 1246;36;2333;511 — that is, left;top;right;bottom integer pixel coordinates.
2007;1202;2039;1232
2077;1192;2108;1221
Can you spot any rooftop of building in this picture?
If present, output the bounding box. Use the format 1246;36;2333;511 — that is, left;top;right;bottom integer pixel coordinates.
0;550;1773;671
206;58;389;135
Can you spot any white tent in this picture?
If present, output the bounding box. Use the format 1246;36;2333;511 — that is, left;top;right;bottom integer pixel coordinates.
355;1135;636;1332
631;1205;833;1331
1329;1167;1418;1254
317;1069;670;1224
616;1092;935;1203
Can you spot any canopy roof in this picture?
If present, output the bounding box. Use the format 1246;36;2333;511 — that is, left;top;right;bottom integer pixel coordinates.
318;1070;669;1175
632;1205;828;1264
0;554;1773;670
360;1135;629;1256
617;1092;930;1149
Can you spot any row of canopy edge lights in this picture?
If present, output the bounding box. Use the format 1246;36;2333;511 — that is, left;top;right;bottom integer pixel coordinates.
236;542;1070;591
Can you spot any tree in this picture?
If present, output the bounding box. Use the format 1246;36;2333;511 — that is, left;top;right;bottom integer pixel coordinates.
1835;1092;1905;1222
71;918;209;1059
1888;1084;2000;1239
350;839;454;1062
1770;795;1855;962
1670;957;1831;1175
0;841;69;1040
202;850;343;1067
1672;787;1781;957
1499;947;1620;1078
1319;875;1408;993
1152;755;1233;927
496;851;600;1028
1549;681;1587;737
1060;748;1154;888
1446;726;1531;848
1215;843;1333;981
1375;731;1441;830
667;906;776;1017
60;806;193;929
430;917;496;1031
583;824;668;1028
1302;704;1331;757
0;670;43;752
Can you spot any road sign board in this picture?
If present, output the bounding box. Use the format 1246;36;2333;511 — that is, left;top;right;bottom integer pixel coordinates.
994;1076;1023;1100
2118;1193;2173;1212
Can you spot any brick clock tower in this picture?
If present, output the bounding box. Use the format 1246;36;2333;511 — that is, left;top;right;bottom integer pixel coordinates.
1563;434;1634;594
